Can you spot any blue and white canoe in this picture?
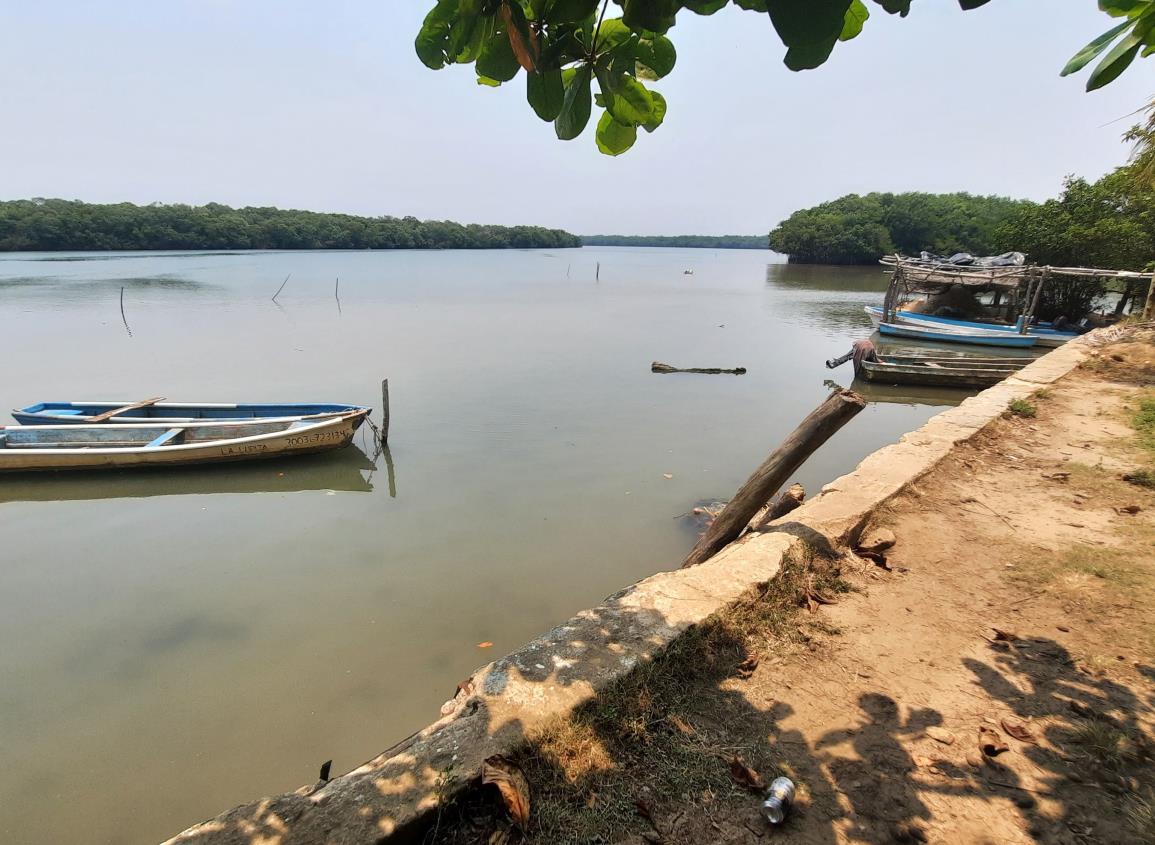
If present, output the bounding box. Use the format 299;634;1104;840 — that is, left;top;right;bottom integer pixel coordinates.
875;320;1038;348
12;398;369;426
864;306;1075;347
0;410;370;472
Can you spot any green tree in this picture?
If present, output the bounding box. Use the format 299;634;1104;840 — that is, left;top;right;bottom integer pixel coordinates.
0;199;582;252
767;192;1027;264
416;0;1155;156
993;168;1155;319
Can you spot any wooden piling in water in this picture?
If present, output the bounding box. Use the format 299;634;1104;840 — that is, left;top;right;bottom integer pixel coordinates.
681;389;866;568
380;379;390;445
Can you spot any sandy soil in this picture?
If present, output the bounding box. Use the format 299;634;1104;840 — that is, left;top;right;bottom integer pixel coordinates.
611;344;1155;845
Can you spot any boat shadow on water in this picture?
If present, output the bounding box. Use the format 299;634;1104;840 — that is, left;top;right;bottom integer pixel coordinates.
0;443;388;503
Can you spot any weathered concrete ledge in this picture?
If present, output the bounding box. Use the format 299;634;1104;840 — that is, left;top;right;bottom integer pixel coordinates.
166;334;1097;845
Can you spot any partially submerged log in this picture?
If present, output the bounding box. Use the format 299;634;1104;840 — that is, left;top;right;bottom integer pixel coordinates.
682;389;866;568
746;483;806;534
652;361;746;375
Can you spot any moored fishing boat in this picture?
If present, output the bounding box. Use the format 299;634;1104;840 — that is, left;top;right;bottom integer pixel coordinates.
0;410;369;472
876;320;1038;348
864;306;1075;347
12;399;369;425
859;356;1026;388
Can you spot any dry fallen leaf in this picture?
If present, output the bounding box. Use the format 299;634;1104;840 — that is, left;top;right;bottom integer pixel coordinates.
728;757;766;792
482;755;530;828
736;654;759;679
662;473;673;479
488;828;512;845
1118;504;1142;515
478;641;494;649
1000;718;1037;744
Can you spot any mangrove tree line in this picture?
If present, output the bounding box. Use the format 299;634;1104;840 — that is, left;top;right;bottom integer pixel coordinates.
0;200;581;252
767;192;1029;264
581;234;766;248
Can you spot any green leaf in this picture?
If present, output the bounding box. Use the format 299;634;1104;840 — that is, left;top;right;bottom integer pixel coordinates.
767;0;852;49
784;37;839;70
594;18;635;53
872;0;910;15
1100;0;1147;18
635;34;677;78
555;64;593;139
596;111;638;155
683;0;730;13
957;0;991;8
415;0;460;70
476;30;521;82
733;0;768;10
546;0;600;23
1086;30;1143;91
528;68;565;120
597;69;655;124
840;0;870;41
620;0;680;34
476;74;503;86
1061;20;1132;76
642;90;667;132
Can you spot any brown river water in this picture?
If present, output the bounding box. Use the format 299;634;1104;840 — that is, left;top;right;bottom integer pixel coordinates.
0;247;1003;843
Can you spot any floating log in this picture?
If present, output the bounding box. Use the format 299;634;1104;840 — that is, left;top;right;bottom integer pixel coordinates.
652;361;747;375
681;389;866;568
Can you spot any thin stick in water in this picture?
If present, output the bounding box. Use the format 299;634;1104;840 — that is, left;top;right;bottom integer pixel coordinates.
380;379;390;446
334;276;342;315
119;286;132;337
271;273;292;302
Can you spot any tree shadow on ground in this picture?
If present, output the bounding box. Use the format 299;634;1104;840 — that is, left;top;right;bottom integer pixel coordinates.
963;633;1154;844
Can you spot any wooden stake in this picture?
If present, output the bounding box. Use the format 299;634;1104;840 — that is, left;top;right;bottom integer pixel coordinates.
681;389;866;568
119;286;132;337
271;274;291;302
596;262;600;281
380;379;390;446
1145;277;1155;321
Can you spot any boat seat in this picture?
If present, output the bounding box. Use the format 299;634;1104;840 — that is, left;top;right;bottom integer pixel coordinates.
145;428;186;448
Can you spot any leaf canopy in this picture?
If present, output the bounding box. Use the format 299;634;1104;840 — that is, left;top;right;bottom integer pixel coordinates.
415;0;1154;155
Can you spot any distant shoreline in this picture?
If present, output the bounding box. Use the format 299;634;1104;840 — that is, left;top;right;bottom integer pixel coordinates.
580;235;767;249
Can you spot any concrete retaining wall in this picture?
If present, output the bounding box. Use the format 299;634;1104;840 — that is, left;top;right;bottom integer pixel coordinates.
166;336;1094;845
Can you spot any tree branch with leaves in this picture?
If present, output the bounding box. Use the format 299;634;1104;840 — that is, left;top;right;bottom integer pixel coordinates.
417;1;1155;156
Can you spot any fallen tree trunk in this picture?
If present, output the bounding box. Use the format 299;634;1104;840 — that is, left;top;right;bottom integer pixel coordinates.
652;361;747;375
682;390;866;568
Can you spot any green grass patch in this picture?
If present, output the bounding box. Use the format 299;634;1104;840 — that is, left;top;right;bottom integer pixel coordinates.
1124;469;1155;489
1008;398;1037;418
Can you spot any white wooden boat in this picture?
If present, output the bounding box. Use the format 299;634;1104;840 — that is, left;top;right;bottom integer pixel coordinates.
12;399;368;425
864;306;1072;347
0;410;369;472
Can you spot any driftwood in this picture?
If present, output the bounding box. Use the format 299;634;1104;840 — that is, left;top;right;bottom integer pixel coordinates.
682;389;866;568
652;361;747;375
746;483;806;534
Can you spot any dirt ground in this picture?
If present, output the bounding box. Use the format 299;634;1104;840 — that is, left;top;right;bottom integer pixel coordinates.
429;334;1155;845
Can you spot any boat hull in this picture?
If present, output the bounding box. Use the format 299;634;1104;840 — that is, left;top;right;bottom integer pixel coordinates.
864;306;1074;346
876;321;1038;348
11;401;369;426
0;411;369;472
860;360;1021;389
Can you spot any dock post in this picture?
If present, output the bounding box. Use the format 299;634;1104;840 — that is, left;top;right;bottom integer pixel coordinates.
381;379;390;446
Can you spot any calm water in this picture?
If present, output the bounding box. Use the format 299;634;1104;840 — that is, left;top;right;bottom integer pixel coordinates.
0;248;962;844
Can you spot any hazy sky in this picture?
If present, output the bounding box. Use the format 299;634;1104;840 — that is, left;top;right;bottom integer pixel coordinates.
2;1;1150;235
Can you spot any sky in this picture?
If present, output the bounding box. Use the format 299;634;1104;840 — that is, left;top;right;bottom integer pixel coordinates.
1;1;1151;235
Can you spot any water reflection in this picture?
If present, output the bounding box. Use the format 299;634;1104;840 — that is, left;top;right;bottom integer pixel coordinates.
824;378;963;408
765;262;889;293
0;445;376;503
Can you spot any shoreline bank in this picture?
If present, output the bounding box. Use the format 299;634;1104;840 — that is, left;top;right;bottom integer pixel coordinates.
166;334;1106;845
